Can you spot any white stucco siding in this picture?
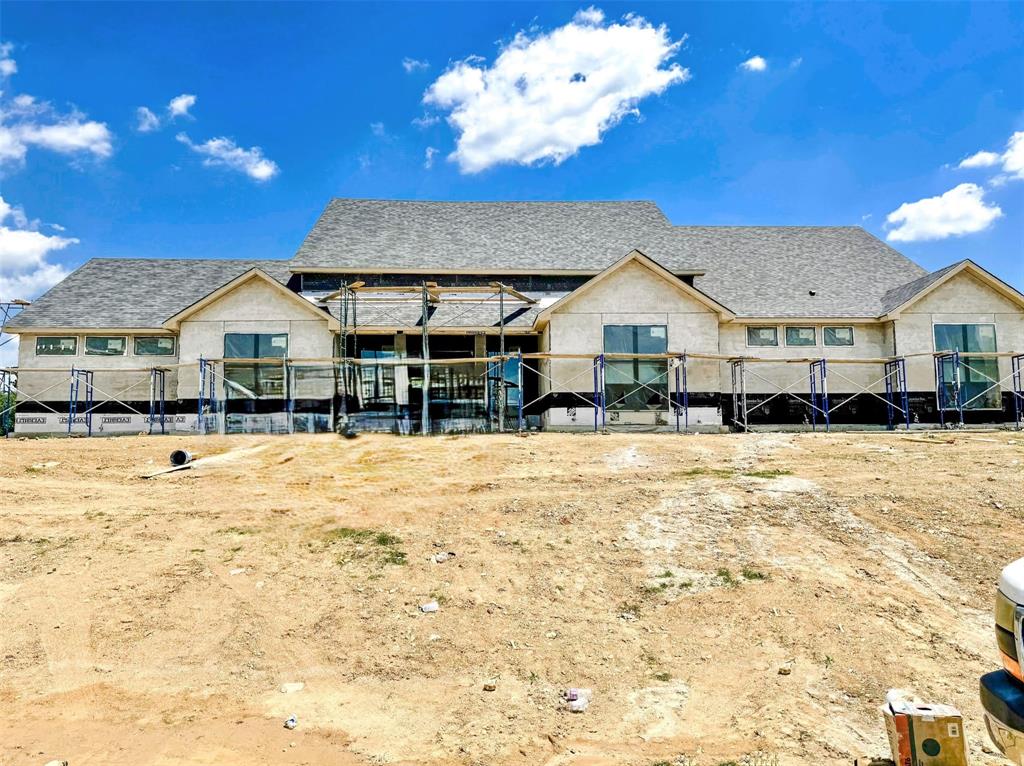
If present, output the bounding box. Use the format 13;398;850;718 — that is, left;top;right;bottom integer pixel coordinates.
894;271;1024;391
177;277;334;399
542;259;721;427
13;332;180;407
718;322;892;394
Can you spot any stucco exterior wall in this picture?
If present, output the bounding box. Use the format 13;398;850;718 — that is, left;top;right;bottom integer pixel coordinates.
718;322;893;394
542;260;721;428
177;277;335;399
894;271;1024;391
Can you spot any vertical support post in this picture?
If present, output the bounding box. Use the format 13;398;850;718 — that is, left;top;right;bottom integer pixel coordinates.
68;365;77;435
421;282;431;436
674;357;681;433
498;286;506;433
899;358;910;430
592;355;600;433
730;360;738;432
599;353;606;430
284;359;293;434
1011;353;1023;430
821;359;830;432
884;360;895;431
809;362;817;432
85;370;94;436
950;352;958;423
740;360;748;432
197;357;207;434
682;352;689;432
516;350;524;432
934;355;945;428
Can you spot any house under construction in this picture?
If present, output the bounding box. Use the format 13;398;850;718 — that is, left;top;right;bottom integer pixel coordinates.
2;199;1023;436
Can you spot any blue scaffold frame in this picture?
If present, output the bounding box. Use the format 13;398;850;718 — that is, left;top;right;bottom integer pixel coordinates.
149;368;167;435
884;358;911;431
68;367;95;436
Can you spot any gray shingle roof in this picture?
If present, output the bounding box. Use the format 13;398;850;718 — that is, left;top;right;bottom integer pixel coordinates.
682;227;928;317
879;260;965;314
323;292;561;330
290;199;929;317
5;259;292;330
291;199;683;273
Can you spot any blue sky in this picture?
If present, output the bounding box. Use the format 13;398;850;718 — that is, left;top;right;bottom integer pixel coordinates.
1;0;1022;312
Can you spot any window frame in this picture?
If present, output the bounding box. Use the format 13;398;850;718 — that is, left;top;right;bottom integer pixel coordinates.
223;332;289;360
932;322;1000;410
133;336;177;356
784;326;817;347
745;326;779;348
602;324;669;412
35;336;78;356
84;335;127;356
823;326;855;347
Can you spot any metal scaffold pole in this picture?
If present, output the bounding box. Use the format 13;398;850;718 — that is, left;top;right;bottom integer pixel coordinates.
516;350;524;432
421;282;431;436
497;285;506;433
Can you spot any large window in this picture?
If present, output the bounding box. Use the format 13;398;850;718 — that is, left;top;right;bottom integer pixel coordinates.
85;336;126;356
35;336;77;355
603;325;668;411
134;336;176;356
785;327;816;346
746;326;779;347
224;333;288;398
934;323;999;409
824;326;855;346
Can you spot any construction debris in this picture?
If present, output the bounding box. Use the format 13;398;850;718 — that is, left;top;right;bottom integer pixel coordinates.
882;689;967;766
563;688;592;713
280;682;304;694
432;551;456;563
283;715;297;730
420;601;439;613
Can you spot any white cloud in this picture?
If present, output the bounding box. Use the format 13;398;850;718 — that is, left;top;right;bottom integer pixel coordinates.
0;195;75;304
740;55;767;72
176;132;279;182
135;106;160;133
789;57;803;69
422;7;690;173
958;150;1000;169
370;121;386;137
0;41;16;78
424;146;438;169
402;57;429;73
1001;131;1024;180
885;183;1003;243
168;93;197;118
956;131;1024;184
412;114;440;129
0;44;113;168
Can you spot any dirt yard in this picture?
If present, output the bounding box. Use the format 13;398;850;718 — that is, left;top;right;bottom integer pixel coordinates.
1;430;1022;766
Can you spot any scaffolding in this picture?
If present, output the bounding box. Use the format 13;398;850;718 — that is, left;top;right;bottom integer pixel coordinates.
324;280;536;435
1;349;1021;437
729;355;913;433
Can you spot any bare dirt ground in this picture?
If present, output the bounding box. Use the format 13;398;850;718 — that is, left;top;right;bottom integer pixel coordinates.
1;430;1022;766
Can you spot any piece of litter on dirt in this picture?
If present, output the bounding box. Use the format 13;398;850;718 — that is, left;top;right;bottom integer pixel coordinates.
255;580;265;589
483;681;497;691
778;666;792;676
31;461;59;470
432;551;456;563
428;633;441;641
563;687;592;712
280;682;304;694
44;761;68;766
545;630;558;639
229;568;246;576
283;715;297;729
420;601;439;613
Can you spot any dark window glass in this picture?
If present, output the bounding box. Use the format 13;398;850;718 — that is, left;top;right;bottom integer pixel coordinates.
785;327;816;346
35;336;77;355
134;336;176;356
746;327;778;347
85;336;126;356
933;324;999;409
603;325;668;411
224;333;288;398
823;327;854;346
223;333;288;359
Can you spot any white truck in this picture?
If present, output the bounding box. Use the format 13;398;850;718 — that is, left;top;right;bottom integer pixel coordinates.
981;558;1024;764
